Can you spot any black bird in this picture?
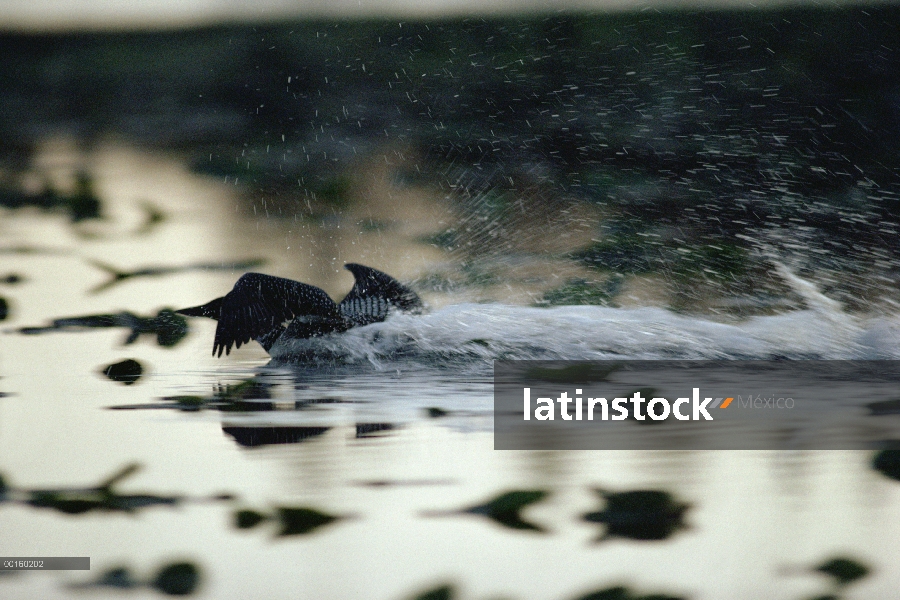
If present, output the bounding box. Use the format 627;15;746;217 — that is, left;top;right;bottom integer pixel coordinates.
176;263;422;357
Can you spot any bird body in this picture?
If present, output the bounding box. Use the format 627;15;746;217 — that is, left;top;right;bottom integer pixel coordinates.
177;263;422;356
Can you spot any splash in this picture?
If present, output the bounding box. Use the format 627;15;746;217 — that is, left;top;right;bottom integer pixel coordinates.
270;264;900;365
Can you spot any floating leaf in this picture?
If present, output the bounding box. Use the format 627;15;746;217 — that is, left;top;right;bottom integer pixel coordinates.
815;557;870;586
872;448;900;481
97;567;137;589
153;562;201;596
154;309;189;347
102;359;143;385
574;586;685;600
234;509;267;529
411;584;456;600
574;586;630;600
276;507;341;536
0;273;24;284
583;489;689;541
463;490;549;532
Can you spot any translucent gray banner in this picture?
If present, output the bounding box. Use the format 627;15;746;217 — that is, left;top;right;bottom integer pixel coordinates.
0;557;90;570
494;360;900;450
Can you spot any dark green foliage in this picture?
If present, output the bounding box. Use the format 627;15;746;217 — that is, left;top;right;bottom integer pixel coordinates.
537;277;623;307
671;244;749;282
68;172;102;221
0;174;101;222
574;235;660;275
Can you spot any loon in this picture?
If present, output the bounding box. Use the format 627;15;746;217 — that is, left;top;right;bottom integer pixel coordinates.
176;263;422;357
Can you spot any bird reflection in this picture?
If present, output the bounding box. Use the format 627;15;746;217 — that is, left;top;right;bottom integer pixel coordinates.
107;376;349;415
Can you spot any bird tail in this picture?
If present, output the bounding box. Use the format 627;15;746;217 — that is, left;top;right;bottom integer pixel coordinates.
176;297;224;320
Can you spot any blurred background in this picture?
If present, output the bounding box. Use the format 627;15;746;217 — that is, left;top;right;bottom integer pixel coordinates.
2;1;900;599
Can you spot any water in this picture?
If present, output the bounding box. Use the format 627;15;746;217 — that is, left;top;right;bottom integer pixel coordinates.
3;8;900;592
1;139;899;599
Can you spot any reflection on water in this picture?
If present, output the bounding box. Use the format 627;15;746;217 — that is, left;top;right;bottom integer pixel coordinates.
233;505;344;537
14;307;188;346
436;489;551;533
1;463;232;516
1;142;900;599
224;426;331;447
582;489;690;542
2;14;900;593
71;561;202;596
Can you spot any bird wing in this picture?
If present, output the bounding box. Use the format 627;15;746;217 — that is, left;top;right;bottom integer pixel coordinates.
338;263;423;327
213;273;339;356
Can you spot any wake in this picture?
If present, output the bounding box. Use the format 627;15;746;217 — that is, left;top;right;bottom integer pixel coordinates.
270;264;900;366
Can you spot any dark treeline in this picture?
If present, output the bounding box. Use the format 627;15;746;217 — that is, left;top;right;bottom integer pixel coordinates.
1;8;899;310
